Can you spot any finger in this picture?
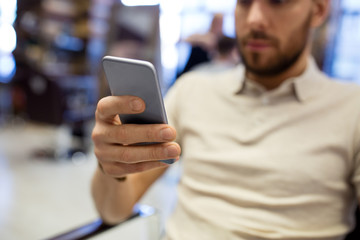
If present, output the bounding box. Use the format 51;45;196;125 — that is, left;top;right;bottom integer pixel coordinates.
100;160;172;178
93;123;177;145
94;142;181;163
96;96;145;123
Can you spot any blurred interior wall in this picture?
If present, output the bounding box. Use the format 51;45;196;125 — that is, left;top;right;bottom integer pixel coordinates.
12;0;161;125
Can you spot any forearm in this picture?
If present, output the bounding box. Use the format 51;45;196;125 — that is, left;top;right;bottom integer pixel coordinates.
91;168;137;224
91;166;167;225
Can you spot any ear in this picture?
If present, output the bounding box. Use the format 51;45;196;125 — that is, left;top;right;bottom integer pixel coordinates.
311;0;330;28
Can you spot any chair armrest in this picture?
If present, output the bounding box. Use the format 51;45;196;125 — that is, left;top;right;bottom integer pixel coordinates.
45;204;156;240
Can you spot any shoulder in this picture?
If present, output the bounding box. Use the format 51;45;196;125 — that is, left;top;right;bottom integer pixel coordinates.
320;75;360;102
317;75;360;129
168;65;245;96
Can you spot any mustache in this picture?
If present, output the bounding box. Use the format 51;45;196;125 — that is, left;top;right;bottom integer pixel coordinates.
242;30;278;45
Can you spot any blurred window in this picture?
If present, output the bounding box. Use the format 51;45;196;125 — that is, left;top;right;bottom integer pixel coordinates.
324;0;360;84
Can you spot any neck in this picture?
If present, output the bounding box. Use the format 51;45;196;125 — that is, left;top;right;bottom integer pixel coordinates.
245;49;309;90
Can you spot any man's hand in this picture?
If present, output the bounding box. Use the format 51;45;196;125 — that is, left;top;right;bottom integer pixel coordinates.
92;95;181;179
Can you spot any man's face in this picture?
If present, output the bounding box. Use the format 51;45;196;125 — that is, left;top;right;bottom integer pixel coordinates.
235;0;315;76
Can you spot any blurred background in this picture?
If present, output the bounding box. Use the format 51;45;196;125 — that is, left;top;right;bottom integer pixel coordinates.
0;0;360;239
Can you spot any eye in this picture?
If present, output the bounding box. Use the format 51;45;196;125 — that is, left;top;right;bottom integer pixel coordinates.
237;0;253;6
268;0;289;5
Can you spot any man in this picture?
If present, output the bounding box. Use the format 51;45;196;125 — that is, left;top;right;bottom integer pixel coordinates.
91;0;360;239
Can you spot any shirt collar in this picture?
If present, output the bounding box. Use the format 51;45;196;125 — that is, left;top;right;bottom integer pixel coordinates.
235;57;326;103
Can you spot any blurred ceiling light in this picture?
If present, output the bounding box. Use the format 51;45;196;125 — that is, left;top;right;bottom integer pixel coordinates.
0;23;17;53
121;0;160;6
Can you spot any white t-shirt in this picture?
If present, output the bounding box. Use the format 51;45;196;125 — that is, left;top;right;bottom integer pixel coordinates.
163;59;360;240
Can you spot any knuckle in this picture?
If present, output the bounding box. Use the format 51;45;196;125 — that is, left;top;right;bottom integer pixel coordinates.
146;128;156;141
118;148;131;162
91;127;101;144
146;128;159;142
96;99;107;117
94;147;106;161
149;146;162;160
117;126;128;141
94;148;100;159
92;126;109;145
115;127;132;145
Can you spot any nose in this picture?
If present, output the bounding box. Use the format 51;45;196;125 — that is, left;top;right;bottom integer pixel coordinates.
246;2;268;30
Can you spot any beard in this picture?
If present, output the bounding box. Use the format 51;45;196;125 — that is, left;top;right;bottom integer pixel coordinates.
237;13;312;77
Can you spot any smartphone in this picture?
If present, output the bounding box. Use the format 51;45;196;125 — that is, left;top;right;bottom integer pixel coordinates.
102;56;168;125
102;56;174;164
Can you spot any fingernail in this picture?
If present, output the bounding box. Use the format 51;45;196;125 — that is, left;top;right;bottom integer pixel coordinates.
160;128;174;140
130;99;143;111
165;145;178;158
160;159;175;164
